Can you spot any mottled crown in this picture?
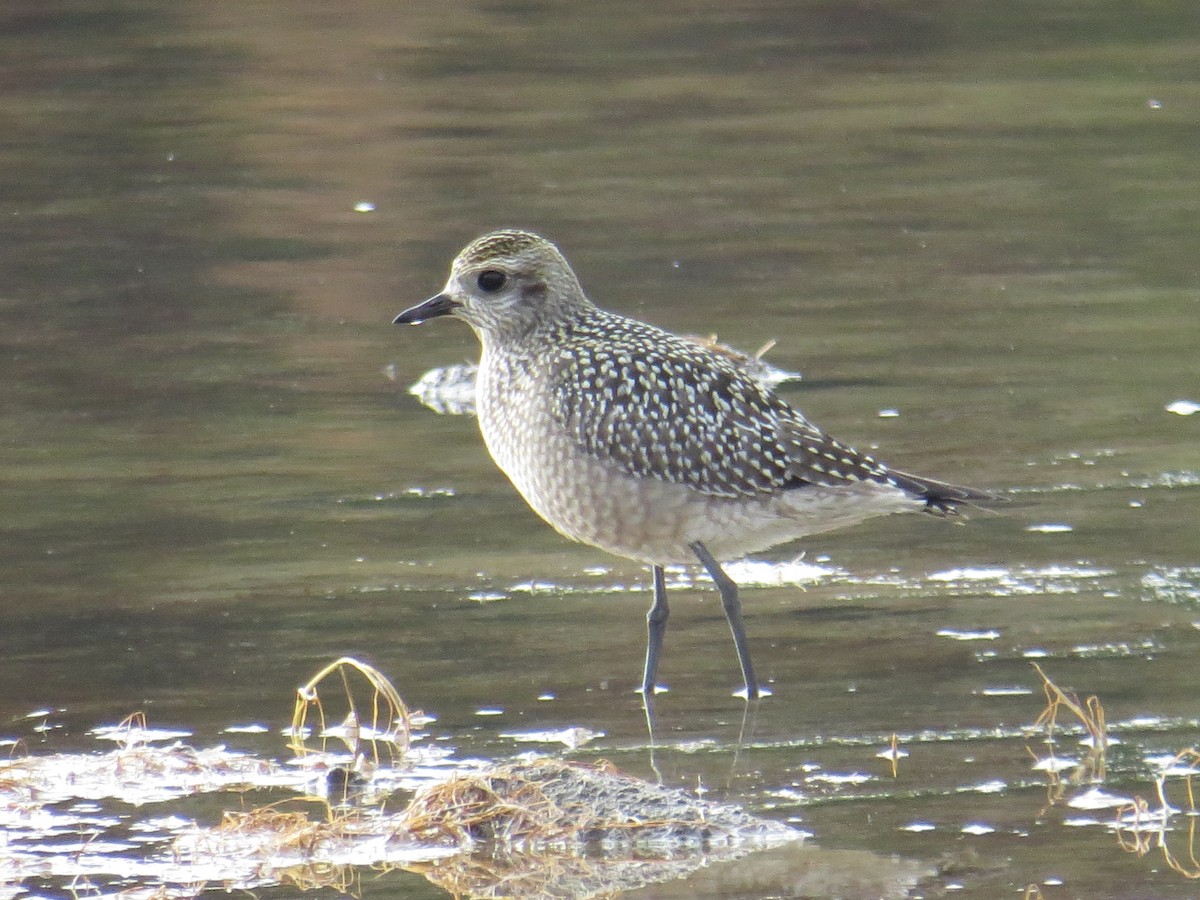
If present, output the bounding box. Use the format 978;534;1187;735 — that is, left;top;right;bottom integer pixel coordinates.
461;230;546;261
457;230;568;272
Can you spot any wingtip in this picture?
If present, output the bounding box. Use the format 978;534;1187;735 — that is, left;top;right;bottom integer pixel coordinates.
887;469;1006;515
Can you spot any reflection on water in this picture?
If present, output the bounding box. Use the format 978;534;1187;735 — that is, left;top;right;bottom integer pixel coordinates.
2;0;1199;897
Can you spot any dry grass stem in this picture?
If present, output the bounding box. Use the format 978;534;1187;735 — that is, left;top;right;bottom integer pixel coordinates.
290;656;412;766
1027;662;1108;794
1115;748;1200;878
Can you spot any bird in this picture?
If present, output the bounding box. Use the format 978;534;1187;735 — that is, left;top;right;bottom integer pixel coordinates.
393;230;994;700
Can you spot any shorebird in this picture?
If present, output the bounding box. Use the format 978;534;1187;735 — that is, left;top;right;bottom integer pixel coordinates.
394;230;992;699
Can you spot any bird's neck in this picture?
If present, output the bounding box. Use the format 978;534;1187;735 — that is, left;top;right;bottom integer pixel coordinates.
477;302;597;358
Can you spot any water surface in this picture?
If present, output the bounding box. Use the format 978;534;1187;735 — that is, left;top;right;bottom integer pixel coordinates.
2;2;1198;897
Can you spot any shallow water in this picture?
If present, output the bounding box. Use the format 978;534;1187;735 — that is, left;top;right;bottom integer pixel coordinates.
2;1;1199;897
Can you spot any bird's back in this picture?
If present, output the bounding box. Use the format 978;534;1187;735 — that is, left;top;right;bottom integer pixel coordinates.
546;309;809;498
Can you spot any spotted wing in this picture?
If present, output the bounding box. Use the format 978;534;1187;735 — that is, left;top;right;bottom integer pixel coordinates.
550;319;832;499
549;314;990;510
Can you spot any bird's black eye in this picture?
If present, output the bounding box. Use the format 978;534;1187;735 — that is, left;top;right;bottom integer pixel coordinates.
477;270;506;292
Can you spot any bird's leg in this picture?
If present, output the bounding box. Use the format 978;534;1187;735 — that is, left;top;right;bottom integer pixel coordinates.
690;541;760;700
641;565;669;695
641;688;663;783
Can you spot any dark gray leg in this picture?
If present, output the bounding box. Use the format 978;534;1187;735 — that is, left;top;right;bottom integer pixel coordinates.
641;565;669;695
690;541;760;700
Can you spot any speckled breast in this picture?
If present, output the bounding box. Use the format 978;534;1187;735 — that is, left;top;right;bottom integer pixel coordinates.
475;343;697;563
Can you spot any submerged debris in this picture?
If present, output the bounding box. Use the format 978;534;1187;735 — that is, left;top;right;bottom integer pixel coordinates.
169;757;801;898
0;734;280;807
395;757;803;899
681;334;803;389
0;656;807;897
400;757;800;851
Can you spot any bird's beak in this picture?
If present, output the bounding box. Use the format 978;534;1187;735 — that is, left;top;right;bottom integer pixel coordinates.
393;293;460;325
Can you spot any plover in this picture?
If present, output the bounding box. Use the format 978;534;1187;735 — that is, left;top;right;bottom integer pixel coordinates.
394;230;992;699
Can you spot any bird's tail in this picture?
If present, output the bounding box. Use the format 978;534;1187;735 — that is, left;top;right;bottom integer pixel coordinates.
886;468;1003;515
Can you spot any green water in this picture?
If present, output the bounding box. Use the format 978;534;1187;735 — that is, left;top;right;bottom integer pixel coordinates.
2;1;1198;897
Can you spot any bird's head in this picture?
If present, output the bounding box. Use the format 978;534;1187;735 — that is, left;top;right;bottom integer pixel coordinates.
394;230;590;342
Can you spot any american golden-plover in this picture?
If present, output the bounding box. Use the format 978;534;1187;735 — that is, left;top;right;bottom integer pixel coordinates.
394;230;992;699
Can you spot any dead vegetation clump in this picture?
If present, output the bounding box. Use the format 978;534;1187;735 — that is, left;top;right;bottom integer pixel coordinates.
178;801;374;893
170;757;800;899
395;757;800;899
209;802;335;856
398;757;796;852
